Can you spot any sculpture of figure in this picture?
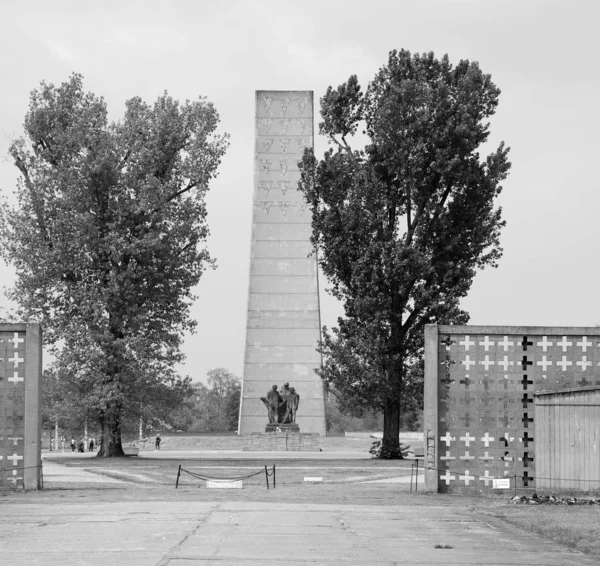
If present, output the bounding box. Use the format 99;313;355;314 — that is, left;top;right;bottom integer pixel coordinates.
260;385;282;423
279;382;292;423
286;387;300;424
261;382;300;426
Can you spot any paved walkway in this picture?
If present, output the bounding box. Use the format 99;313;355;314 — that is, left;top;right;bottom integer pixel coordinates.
1;498;597;566
0;456;594;565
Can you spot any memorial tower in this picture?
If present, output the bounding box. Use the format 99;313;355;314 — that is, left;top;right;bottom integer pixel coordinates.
238;91;326;435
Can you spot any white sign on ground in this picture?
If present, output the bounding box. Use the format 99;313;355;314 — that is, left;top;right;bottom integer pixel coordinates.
206;480;243;489
493;478;510;489
304;477;323;482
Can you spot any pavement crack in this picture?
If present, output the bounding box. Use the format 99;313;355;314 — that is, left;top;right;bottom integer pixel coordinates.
155;501;223;566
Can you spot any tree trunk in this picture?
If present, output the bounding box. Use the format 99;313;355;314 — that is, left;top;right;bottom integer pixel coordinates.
381;396;401;458
97;408;125;457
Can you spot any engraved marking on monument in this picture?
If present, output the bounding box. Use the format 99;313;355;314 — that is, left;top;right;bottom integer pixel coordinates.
261;119;273;134
279;118;291;134
296;97;307;114
260;180;273;195
278;201;290;216
260;158;272;173
261;96;272;112
280;97;290;114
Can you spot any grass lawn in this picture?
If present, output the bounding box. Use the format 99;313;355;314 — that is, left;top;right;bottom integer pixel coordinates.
486;505;600;559
48;454;416;487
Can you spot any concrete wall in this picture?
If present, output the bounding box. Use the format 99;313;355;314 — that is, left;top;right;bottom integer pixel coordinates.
424;325;600;494
0;323;42;490
238;91;326;435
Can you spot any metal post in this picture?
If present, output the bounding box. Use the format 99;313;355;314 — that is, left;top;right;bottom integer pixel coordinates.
273;465;276;489
514;474;517;497
415;458;419;492
265;465;269;490
410;462;414;493
175;464;181;489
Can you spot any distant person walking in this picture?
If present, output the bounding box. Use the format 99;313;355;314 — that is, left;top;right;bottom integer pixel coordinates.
60;437;65;453
70;438;75;452
89;439;94;452
155;434;161;451
49;438;54;451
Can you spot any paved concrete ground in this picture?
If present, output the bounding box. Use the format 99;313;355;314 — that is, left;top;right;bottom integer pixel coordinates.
0;456;596;565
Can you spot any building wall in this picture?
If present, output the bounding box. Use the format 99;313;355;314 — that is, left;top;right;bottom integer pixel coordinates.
424;325;600;494
0;323;42;490
535;387;600;490
238;91;326;435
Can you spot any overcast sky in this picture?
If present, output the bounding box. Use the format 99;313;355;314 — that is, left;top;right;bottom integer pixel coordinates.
1;0;599;383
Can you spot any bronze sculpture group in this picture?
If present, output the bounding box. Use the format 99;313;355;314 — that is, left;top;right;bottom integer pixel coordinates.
261;383;300;425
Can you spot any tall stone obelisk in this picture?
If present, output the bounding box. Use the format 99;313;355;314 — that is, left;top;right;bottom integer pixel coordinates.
238;91;326;435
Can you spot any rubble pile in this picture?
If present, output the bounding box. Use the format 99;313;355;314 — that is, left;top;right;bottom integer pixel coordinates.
510;494;600;505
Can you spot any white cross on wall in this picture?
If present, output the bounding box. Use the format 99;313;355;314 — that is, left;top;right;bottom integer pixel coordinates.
497;356;513;371
8;354;24;368
440;451;456;461
556;356;572;371
498;336;514;351
503;433;515;444
460;432;475;446
557;336;572;352
462;355;475;370
537;336;553;352
8;436;23;445
440;471;455;485
481;433;495;447
537;356;552;371
577;337;592;352
577;356;592;371
459;451;475;461
480;355;494;370
479;336;494;351
459;336;475;350
10;333;24;348
7;453;23;466
459;470;475;485
440;433;455;446
479;451;494;461
8;372;24;385
482;470;495;487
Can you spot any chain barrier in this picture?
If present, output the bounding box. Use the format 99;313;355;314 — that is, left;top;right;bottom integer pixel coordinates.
175;464;276;490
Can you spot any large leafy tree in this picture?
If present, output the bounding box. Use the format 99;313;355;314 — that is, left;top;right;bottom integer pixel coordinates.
298;50;511;457
1;74;229;456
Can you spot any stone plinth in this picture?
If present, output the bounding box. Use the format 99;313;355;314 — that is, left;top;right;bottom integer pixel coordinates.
242;432;320;452
238;90;326;435
265;423;300;433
